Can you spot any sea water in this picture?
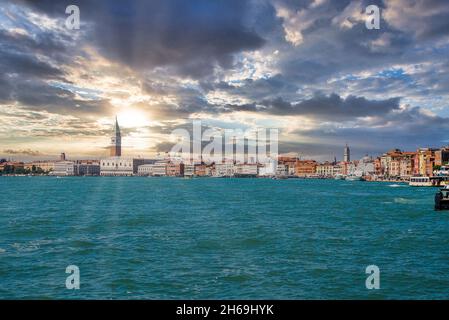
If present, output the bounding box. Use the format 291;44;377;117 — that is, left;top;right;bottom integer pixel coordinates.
0;176;448;299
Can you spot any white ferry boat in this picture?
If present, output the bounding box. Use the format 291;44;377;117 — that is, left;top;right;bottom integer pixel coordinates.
409;176;449;187
345;175;365;181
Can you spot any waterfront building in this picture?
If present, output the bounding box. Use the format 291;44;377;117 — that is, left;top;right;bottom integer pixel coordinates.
389;159;401;177
346;160;359;176
53;161;75;176
24;161;55;172
381;149;403;177
75;162;100;176
258;158;277;176
194;164;207;176
344;144;350;162
100;157;145;176
316;162;334;177
435;147;449;166
139;161;168;176
167;162;184;177
276;164;288;176
399;153;415;179
278;156;298;175
0;161;25;172
183;164;195;177
137;164;153;176
214;161;235;177
374;157;383;176
332;164;342;176
353;156;375;177
235;164;258;177
51;160;100;176
110;116;121;157
205;164;215;176
379;149;415;179
414;148;437;176
339;161;350;175
287;165;296;176
152;161;168;176
294;160;317;177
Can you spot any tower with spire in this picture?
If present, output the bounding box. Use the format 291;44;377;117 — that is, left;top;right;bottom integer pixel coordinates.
110;116;121;157
344;143;350;162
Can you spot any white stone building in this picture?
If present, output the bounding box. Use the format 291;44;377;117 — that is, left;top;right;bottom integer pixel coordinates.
276;164;288;176
100;157;145;176
52;161;75;176
351;156;375;177
214;162;235;177
234;164;258;177
258;159;277;176
137;161;168;176
183;164;195;177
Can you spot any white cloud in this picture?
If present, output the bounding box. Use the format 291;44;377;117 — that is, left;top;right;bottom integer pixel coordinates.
274;2;318;46
331;1;365;29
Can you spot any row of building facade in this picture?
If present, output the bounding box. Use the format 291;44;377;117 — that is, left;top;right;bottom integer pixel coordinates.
3;117;448;180
2;146;449;179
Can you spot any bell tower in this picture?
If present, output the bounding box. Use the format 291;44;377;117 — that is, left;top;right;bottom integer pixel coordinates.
344;143;350;162
110;116;121;157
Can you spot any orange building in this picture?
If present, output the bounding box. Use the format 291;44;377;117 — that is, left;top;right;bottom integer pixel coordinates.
381;149;415;178
374;158;383;176
435;147;449;166
414;148;437;176
167;162;184;177
194;164;207;176
294;160;317;177
278;156;299;175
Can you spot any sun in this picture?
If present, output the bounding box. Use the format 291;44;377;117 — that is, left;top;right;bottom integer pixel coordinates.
116;109;149;128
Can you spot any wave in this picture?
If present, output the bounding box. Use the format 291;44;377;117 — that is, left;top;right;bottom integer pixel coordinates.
389;184;406;187
394;197;416;204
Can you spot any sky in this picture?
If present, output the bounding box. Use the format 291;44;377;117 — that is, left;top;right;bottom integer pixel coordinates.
1;0;449;161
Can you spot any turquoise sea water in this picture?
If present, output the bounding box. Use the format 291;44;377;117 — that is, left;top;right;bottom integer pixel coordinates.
0;176;448;299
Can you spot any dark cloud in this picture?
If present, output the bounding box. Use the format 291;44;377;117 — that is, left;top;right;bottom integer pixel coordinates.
383;0;449;40
201;75;300;102
290;106;449;158
0;29;68;100
21;0;265;79
227;93;401;120
2;78;112;117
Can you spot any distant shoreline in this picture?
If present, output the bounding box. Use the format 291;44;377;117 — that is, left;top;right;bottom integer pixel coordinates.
0;173;411;183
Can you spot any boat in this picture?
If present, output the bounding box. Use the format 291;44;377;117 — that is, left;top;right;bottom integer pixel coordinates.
435;185;449;210
272;176;288;180
409;176;448;187
334;174;345;180
345;175;365;181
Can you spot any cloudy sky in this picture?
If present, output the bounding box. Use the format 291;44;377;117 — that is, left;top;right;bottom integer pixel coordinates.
1;0;449;161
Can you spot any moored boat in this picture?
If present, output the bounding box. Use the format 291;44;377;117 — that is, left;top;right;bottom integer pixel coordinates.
345;175;365;181
435;185;449;210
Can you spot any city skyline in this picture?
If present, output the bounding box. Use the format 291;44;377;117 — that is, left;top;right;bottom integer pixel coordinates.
2;1;449;161
0;116;448;163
